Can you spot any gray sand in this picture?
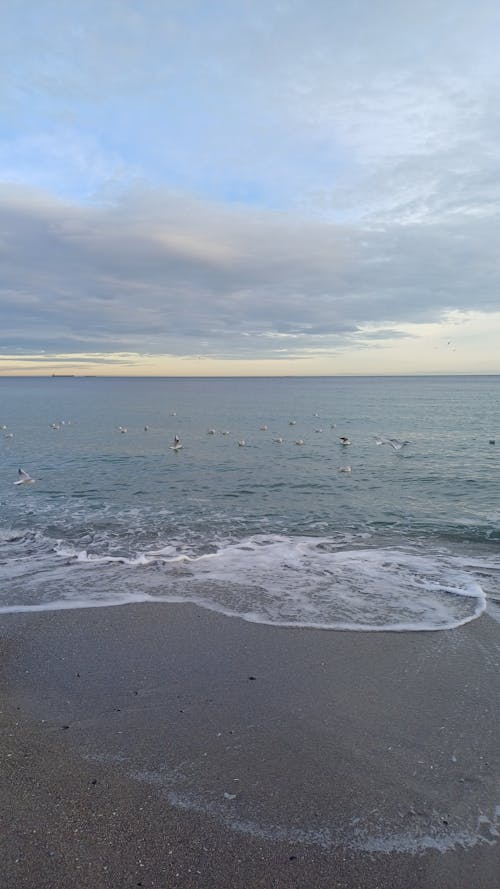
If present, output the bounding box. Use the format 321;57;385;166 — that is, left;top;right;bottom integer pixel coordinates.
1;603;499;888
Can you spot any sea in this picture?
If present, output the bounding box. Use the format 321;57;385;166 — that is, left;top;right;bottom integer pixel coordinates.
1;375;499;632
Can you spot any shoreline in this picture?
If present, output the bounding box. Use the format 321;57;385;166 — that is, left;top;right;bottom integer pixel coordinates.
1;602;499;888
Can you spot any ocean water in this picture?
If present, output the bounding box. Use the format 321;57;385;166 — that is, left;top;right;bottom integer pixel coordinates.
1;375;499;631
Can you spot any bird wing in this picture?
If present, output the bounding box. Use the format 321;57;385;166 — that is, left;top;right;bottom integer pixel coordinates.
387;438;409;450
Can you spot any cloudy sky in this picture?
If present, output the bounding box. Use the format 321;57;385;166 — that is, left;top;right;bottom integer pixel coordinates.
1;0;500;375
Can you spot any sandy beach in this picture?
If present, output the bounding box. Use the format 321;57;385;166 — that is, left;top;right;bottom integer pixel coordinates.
1;603;499;888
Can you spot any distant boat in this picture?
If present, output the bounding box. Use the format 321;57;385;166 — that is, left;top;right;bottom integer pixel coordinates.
52;374;75;378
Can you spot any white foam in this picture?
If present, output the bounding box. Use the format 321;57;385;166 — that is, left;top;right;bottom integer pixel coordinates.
0;592;157;614
129;763;496;854
0;534;487;631
74;550;151;566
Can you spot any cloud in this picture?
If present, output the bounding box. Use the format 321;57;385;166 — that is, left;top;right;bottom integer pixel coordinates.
1;2;500;371
1;183;499;362
3;1;499;214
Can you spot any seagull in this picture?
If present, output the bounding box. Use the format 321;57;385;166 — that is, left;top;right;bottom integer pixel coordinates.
14;468;35;485
207;429;216;435
170;434;182;450
295;439;304;446
374;435;409;450
339;436;351;446
238;440;246;446
385;438;409;450
338;465;352;473
273;437;284;444
260;425;268;431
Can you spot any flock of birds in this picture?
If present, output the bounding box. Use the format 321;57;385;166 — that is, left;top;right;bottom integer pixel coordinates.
163;427;410;467
8;415;411;486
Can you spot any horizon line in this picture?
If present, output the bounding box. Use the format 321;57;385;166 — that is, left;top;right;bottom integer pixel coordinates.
1;372;499;380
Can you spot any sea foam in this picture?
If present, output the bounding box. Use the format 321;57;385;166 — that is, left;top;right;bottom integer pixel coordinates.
0;533;487;631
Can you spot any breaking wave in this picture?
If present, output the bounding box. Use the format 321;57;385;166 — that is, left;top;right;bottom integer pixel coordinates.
0;532;488;631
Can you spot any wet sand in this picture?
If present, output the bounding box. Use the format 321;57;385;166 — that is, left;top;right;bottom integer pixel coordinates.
1;603;499;888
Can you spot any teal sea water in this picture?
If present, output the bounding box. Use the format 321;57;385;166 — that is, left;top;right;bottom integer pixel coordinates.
1;375;499;630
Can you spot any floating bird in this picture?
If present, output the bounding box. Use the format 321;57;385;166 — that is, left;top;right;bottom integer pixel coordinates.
339;436;351;445
14;468;35;485
273;437;283;444
170;434;182;450
295;439;304;446
144;425;149;431
207;429;216;435
289;420;296;426
118;426;127;433
374;435;409;450
238;440;246;446
338;465;352;473
260;425;268;431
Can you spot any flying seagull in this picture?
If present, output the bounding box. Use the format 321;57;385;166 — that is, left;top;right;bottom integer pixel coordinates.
14;468;35;485
374;435;409;450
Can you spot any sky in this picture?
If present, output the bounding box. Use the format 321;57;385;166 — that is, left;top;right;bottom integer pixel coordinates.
1;0;500;376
